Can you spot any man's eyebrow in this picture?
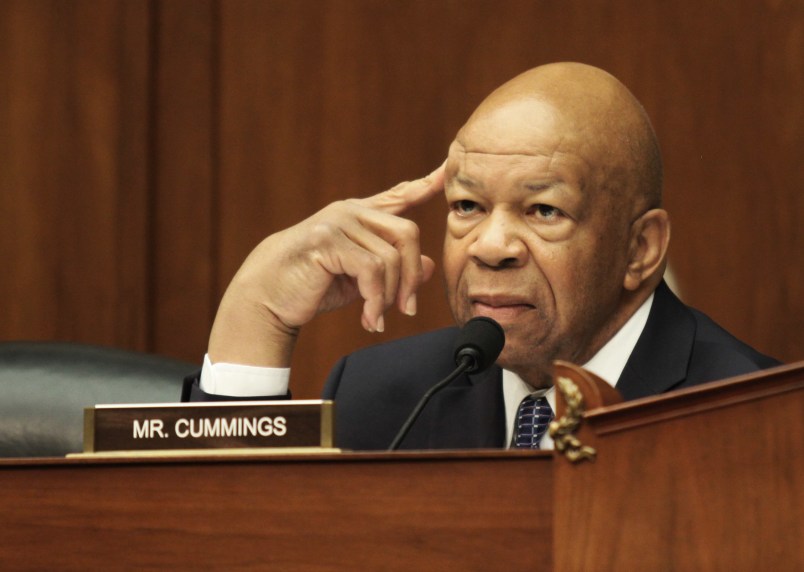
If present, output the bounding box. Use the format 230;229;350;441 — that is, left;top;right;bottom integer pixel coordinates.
524;182;554;193
448;176;575;196
524;181;581;203
451;175;481;189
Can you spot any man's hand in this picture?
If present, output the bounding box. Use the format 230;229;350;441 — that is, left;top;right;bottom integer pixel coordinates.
208;164;446;367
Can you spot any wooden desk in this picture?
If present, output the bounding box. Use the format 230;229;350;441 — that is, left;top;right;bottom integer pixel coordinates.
2;361;801;570
0;450;552;571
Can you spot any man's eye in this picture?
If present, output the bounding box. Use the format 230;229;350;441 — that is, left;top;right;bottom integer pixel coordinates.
529;204;561;220
452;200;480;215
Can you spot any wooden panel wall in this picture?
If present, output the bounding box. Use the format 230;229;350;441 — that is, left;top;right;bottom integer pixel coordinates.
1;1;801;399
0;0;151;349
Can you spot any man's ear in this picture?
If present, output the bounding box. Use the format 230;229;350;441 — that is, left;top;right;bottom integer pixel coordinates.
623;209;670;291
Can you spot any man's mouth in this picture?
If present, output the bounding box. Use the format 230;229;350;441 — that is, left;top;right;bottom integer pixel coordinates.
470;295;535;323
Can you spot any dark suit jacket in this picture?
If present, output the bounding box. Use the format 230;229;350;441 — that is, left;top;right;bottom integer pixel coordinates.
185;282;780;451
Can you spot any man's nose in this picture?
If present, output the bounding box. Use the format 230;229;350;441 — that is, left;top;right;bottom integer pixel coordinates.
466;211;528;268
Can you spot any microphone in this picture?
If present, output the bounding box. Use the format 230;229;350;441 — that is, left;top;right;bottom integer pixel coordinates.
453;316;506;373
388;317;505;451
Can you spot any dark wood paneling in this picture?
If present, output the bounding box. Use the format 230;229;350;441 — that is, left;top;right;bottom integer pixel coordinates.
646;1;804;363
151;0;216;361
0;0;150;349
0;1;800;395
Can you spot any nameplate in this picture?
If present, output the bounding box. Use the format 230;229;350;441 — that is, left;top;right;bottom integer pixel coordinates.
83;400;334;453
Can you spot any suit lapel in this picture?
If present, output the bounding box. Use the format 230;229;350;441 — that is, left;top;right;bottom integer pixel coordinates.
615;281;696;400
426;366;506;449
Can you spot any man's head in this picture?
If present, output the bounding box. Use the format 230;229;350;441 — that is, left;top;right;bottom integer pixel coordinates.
442;62;669;387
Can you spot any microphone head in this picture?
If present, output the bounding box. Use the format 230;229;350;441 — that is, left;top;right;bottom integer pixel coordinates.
453;317;505;374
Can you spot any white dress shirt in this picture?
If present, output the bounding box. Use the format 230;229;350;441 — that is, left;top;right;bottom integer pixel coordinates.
200;294;654;449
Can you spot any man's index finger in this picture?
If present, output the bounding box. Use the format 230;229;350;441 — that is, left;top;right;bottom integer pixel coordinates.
360;162;446;215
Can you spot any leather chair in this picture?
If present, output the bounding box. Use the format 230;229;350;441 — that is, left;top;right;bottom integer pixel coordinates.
0;341;195;457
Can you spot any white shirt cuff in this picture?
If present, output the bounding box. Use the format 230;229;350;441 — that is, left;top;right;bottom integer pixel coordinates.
199;354;290;397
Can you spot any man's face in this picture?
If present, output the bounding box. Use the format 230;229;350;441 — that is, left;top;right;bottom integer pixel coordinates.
442;99;634;386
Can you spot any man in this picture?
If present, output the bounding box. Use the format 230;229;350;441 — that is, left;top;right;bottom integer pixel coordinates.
183;63;778;450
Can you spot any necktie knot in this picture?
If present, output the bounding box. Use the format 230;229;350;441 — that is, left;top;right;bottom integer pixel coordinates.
513;395;553;449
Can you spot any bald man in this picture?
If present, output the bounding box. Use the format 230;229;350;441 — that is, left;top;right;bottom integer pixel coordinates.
184;63;778;450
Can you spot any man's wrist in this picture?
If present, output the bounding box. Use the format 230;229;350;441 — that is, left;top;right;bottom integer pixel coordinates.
208;289;299;368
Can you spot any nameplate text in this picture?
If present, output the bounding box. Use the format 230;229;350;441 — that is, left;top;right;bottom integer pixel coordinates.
83;400;334;453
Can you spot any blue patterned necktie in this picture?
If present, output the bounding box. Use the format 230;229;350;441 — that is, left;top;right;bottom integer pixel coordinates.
513;395;554;449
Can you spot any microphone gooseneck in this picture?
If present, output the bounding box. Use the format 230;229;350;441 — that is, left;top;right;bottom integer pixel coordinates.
388;317;505;451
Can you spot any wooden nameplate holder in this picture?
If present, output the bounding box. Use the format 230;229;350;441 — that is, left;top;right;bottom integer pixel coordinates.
79;400;336;457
